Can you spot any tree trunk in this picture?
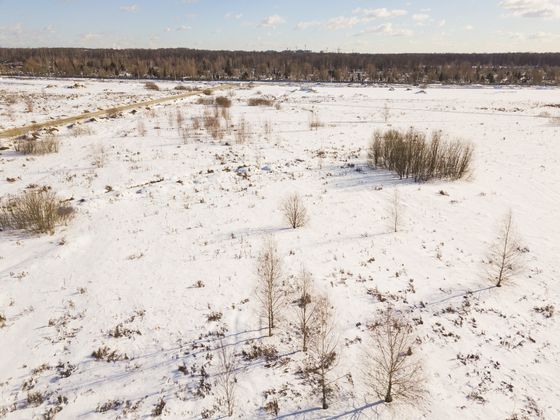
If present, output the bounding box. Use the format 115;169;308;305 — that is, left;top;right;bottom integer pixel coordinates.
322;380;328;409
385;380;393;403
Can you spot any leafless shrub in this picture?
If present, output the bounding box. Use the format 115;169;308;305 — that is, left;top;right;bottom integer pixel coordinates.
368;128;473;181
25;96;34;113
197;97;214;106
0;313;5;328
263;120;273;138
281;193;308;229
215;340;238;417
382;102;391;123
203;107;223;140
14;134;59;155
137;119;147;137
176;109;184;129
295;269;318;352
248;97;274;107
91;346;129;362
180;126;190;144
202;88;213;96
92;144;107;168
174;84;189;91
305;296;338;409
263;399;280;416
96;400;124;413
144;81;160;91
235;116;250;144
27;391;44;407
0;190;74;234
69;125;94;137
215;96;232;108
309;110;323;130
192;116;201;131
256;238;284;337
151;398;166;417
241;343;279;363
388;189;402;233
206;311;223;322
364;308;425;404
488;210;524;287
534;305;554;318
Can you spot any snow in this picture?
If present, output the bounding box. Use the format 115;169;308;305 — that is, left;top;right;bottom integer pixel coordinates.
1;79;559;419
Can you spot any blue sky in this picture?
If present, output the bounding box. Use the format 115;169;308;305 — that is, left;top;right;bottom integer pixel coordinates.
0;0;559;52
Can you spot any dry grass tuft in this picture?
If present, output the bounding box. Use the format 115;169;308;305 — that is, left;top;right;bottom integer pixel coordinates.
144;81;160;91
248;97;274;107
215;96;232;108
14;134;59;155
0;190;74;234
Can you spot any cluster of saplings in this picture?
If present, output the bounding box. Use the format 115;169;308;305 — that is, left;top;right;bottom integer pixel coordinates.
368;128;474;181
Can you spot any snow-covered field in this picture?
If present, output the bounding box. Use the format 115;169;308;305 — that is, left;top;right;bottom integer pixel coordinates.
1;78;559;419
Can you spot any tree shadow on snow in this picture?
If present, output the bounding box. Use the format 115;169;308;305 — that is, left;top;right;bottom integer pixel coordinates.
276;400;384;419
326;164;415;191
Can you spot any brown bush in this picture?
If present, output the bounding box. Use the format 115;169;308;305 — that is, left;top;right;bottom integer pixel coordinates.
247;97;274;107
309;110;323;130
235;117;250;144
14;134;59;155
0;190;74;234
367;128;473;181
144;81;160;91
215;96;232;108
203;108;223;140
197;97;214;106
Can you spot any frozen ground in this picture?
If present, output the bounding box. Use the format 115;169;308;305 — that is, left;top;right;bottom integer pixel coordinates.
0;79;559;419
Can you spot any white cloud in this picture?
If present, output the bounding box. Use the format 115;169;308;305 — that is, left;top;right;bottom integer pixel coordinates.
359;22;414;37
353;8;408;18
412;13;430;25
296;20;322;30
465;25;475;31
326;16;363;30
165;25;191;32
500;0;560;18
119;4;138;13
260;15;285;28
225;12;243;20
81;32;102;41
438;19;447;27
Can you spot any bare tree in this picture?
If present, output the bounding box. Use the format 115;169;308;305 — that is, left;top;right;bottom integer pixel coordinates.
488;210;523;287
256;238;284;337
215;340;238;417
281;193;308;229
388;189;402;233
295;268;318;352
306;296;338;409
364;309;424;404
382;102;391;124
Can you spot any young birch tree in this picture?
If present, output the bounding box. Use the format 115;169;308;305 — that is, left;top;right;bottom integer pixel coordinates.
281;193;308;229
364;309;424;404
306;296;338;409
215;340;238;417
257;238;284;337
295;268;318;352
489;210;523;287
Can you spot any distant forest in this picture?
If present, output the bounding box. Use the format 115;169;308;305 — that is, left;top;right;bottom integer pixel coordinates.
1;48;560;85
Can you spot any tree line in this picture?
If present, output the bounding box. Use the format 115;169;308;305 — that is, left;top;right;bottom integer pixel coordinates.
1;48;560;85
